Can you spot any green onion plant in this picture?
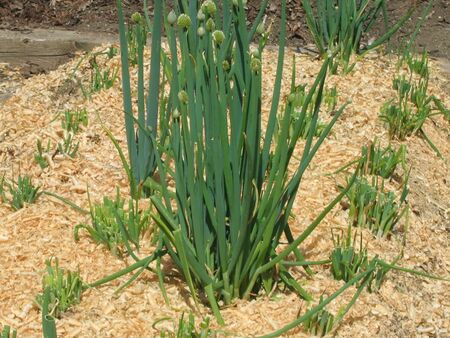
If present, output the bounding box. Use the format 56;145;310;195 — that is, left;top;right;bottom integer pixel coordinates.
35;139;53;169
74;188;151;257
61;108;88;134
331;227;368;282
35;258;84;319
380;51;449;158
360;141;406;179
128;12;148;66
56;131;79;158
0;175;41;210
344;176;409;238
302;296;336;337
156;313;215;338
301;0;413;73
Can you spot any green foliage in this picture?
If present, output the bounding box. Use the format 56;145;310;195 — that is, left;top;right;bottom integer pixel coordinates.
0;326;17;338
115;0;168;198
35;258;84;319
138;0;351;323
61;108;88;134
344;176;409;238
156;313;215;338
74;188;150;257
302;296;336;337
34;139;53;169
302;0;413;73
57;131;79;158
127;12;148;66
360;141;406;179
331;228;368;282
380;51;448;157
289;83;335;139
0;175;41;210
89;56;119;93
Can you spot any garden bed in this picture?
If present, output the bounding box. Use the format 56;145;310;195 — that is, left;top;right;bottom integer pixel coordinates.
0;43;449;336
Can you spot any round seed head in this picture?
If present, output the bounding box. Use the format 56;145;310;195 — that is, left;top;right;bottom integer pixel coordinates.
205;18;215;32
250;47;260;58
177;14;192;29
287;93;296;103
222;60;230;71
202;1;217;16
256;22;265;35
131;12;142;24
250;58;261;73
197;9;206;21
213;30;225;45
178;90;188;104
172;109;181;119
197;26;206;37
167;10;177;25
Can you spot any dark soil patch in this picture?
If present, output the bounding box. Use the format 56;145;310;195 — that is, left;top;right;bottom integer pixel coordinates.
0;0;449;59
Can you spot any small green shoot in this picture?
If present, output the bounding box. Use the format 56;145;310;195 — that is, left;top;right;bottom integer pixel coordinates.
380;51;448;158
155;313;215;338
344;176;409;238
74;188;150;257
35;258;84;319
302;296;336;337
331;228;369;282
360;141;406;179
61;108;88;134
1;175;41;210
35;139;53;169
0;325;17;338
89;56;119;93
57;131;79;158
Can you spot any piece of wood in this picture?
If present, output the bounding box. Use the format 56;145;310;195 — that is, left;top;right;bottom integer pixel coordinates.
0;28;117;71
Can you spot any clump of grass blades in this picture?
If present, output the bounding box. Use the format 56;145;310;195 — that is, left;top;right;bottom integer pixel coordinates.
360;141;406;179
0;175;41;210
380;51;449;158
301;0;413;73
74;188;151;257
302;296;336;337
35;258;84;319
288;83;336;139
155;313;215;338
0;326;17;338
330;228;369;282
61;108;88;134
35;140;53;169
344;175;409;238
56;131;79;158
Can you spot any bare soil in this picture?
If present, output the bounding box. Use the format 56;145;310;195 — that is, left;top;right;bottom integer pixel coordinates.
0;0;449;59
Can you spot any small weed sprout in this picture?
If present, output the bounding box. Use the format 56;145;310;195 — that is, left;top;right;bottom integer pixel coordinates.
35;258;84;318
0;175;41;210
302;296;336;337
289;83;329;139
155;313;215;338
34;139;53;169
89;56;119;93
61;108;88;134
360;141;407;179
74;188;150;257
57;131;79;158
380;51;449;157
331;228;369;282
0;325;17;338
344;176;409;238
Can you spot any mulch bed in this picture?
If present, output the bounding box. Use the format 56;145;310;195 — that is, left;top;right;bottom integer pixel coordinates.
0;45;449;337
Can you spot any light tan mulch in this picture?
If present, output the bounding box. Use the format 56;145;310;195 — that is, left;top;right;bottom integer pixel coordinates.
0;45;449;337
